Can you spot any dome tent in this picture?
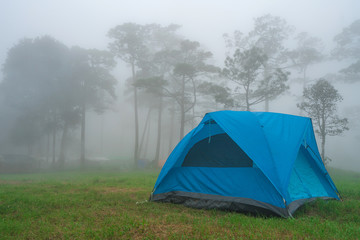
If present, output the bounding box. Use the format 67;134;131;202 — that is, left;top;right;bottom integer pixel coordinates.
150;111;340;217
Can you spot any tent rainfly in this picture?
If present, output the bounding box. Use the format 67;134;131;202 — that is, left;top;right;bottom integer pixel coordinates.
150;111;341;217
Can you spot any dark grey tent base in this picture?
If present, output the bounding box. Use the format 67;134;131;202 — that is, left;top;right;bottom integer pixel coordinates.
151;191;336;218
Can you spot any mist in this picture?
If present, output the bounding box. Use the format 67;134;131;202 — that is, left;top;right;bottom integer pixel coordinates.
0;0;359;172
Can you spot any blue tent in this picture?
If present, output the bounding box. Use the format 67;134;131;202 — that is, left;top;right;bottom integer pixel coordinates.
150;111;340;217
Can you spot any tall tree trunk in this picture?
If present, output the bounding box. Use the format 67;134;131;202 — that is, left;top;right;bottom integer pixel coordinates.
299;67;307;116
264;66;270;112
191;104;196;129
154;95;163;164
52;124;56;165
168;104;175;155
46;131;50;163
58;122;68;168
302;66;308;90
139;108;152;158
80;102;86;167
265;98;269;112
180;76;185;140
27;143;33;157
100;115;104;155
321;113;326;163
132;63;139;168
143;116;151;160
321;134;326;164
245;87;250;111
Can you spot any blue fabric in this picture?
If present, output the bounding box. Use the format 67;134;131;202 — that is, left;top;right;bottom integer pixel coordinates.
155;167;285;208
153;111;340;208
253;112;309;199
288;146;337;201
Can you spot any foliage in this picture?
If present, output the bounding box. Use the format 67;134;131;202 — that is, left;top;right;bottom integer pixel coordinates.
168;40;218;138
79;48;117;112
286;32;324;78
224;14;293;60
223;14;293;110
1;36;72;150
108;23;151;67
0;36;116;164
249;14;294;61
68;47;117;166
332;19;360;83
297;79;349;162
298;79;348;136
108;23;155;166
129;29;218;140
197;82;234;108
0;168;359;239
222;47;289;111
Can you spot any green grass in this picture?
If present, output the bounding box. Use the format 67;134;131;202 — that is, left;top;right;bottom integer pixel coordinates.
0;168;359;239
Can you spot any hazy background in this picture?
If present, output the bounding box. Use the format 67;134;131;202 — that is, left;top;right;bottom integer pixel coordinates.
1;0;359;170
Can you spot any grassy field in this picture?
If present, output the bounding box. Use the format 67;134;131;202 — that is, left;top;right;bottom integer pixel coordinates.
0;167;359;239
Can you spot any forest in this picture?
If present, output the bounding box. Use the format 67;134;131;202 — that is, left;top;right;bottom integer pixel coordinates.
0;14;359;171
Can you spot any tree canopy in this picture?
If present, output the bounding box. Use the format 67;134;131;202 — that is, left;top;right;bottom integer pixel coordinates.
297;79;349;163
1;36;117;166
333;19;360;83
222;47;289;111
223;14;293;111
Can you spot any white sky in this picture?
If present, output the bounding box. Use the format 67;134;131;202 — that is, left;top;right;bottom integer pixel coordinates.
1;0;359;67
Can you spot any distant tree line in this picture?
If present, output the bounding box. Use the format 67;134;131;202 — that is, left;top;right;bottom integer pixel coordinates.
1;15;357;167
0;37;116;168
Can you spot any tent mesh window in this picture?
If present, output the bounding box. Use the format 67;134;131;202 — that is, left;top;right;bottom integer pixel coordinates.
182;133;253;167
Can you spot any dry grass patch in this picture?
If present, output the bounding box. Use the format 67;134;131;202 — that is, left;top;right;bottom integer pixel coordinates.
100;186;146;194
0;180;32;185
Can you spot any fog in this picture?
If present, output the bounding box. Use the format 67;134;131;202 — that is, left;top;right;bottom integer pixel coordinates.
0;0;359;171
